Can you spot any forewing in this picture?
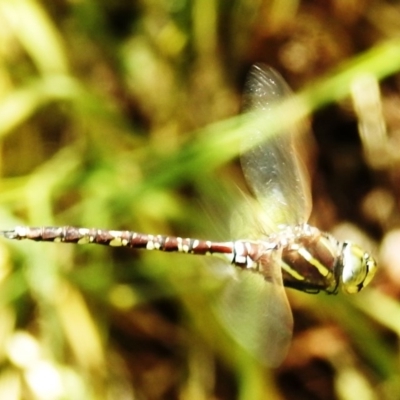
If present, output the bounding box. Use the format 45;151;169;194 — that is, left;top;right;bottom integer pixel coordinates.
241;64;311;229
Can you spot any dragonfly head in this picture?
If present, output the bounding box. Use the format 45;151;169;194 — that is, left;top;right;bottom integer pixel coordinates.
340;242;377;294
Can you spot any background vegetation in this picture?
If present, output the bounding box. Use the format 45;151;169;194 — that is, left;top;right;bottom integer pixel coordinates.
0;0;399;399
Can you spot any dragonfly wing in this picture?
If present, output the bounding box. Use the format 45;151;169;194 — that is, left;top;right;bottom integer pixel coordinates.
241;64;311;228
213;248;293;367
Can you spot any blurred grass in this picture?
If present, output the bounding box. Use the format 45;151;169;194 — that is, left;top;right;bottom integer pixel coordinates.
0;1;399;399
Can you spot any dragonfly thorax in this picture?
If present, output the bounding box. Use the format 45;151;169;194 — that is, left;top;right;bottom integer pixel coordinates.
277;226;376;295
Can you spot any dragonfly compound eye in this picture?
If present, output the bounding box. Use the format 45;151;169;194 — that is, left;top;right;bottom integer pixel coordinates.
341;242;377;294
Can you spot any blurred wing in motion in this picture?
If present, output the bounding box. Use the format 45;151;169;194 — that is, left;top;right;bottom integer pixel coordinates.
213;247;293;367
241;64;311;230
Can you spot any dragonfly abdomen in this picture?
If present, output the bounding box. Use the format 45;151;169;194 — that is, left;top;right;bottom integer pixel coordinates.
2;226;264;269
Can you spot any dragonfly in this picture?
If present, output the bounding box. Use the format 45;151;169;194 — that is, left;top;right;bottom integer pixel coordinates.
0;64;377;367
